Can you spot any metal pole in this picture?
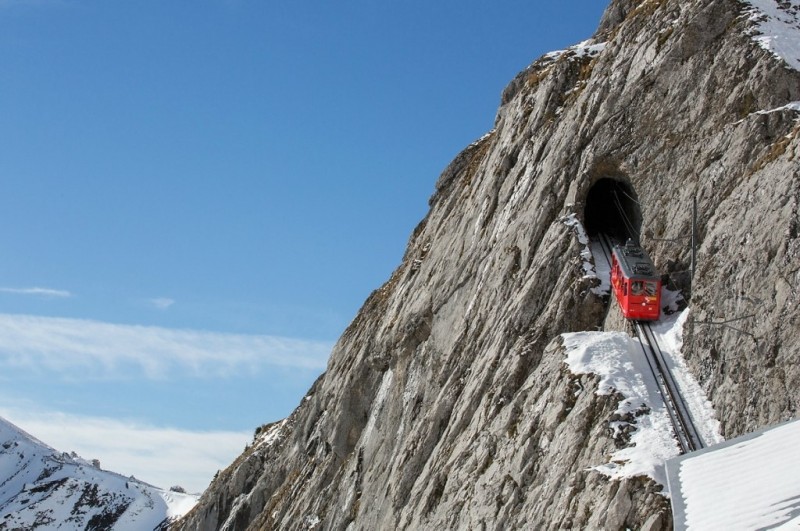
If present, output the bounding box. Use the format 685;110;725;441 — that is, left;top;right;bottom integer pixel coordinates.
691;195;697;284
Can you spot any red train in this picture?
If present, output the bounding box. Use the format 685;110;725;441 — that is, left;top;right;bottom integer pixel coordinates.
611;240;661;321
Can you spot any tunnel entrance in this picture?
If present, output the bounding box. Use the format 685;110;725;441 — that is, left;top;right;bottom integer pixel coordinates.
584;178;642;242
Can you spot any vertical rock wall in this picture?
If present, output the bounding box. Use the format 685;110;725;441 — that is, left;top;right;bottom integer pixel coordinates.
176;0;800;529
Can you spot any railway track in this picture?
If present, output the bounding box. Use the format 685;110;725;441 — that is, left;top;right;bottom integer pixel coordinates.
596;233;615;273
634;321;705;453
593;233;705;454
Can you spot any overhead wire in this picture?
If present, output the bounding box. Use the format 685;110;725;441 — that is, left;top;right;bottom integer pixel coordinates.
612;190;640;241
614;189;691;243
619;188;642;207
608;189;697;295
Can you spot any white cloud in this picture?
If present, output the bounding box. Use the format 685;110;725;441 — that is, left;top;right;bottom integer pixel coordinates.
0;405;250;493
148;297;176;310
0;313;333;379
0;286;72;298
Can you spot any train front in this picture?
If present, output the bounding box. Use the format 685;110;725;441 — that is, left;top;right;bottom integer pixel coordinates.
626;276;661;320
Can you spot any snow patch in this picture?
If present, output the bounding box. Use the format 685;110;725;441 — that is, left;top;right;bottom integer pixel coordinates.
660;287;684;315
546;40;607;62
570;39;608;59
742;0;800;70
160;489;200;519
257;418;289;448
563;330;678;486
468;129;495;149
561;214;609;296
304;514;322;529
757;101;800;114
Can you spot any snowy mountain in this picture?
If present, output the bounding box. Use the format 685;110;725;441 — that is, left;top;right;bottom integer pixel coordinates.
0;416;197;530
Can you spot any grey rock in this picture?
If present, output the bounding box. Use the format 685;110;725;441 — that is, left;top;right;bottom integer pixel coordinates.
176;0;800;529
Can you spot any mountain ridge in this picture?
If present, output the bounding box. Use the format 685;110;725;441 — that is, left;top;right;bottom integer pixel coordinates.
0;416;197;530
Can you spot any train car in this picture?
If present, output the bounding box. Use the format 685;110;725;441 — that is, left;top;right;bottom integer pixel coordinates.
611;240;661;321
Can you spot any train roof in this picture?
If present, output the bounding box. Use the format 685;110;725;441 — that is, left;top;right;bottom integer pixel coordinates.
612;241;660;280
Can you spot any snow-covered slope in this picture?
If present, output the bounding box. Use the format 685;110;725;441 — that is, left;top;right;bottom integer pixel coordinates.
744;0;800;70
563;306;724;488
0;416;197;530
667;419;800;530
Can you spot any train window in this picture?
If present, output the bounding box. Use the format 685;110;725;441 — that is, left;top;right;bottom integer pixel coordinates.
645;281;657;296
631;281;643;295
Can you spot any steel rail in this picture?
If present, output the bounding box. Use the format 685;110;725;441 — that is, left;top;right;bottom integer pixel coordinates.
596;233;615;272
636;322;705;453
632;323;691;454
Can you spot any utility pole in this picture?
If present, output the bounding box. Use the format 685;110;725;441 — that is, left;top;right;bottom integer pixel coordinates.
691;194;697;286
690;193;698;359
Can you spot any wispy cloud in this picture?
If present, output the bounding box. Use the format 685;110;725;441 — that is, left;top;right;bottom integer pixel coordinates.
0;313;333;379
0;287;72;298
148;297;175;310
0;405;250;493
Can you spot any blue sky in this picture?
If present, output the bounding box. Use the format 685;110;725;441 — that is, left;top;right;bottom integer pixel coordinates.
0;0;607;492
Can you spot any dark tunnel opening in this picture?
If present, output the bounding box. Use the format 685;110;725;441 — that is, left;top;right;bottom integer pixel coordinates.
584;178;642;243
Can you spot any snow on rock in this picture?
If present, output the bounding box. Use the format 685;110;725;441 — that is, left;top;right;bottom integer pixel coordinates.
660;287;685;316
756;100;800;114
0;416;198;530
569;39;608;59
256;418;290;449
742;0;800;70
562;310;723;489
562;214;610;296
545;39;607;63
304;513;321;529
563;330;678;487
161;489;201;521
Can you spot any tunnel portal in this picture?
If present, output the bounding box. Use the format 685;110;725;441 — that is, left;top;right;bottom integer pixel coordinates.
584;178;642;242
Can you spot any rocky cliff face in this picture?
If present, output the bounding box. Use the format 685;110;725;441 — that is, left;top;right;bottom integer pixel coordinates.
177;0;800;529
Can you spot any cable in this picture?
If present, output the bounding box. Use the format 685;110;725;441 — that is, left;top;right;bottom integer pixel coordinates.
613;190;640;241
619;188;642;206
